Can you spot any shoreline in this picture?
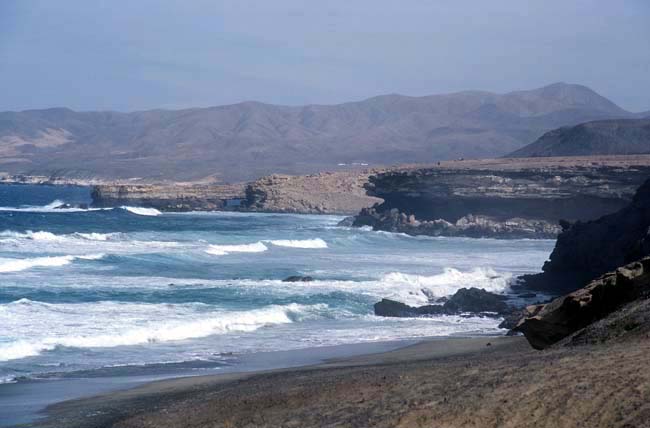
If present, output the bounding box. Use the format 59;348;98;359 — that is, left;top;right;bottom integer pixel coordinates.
2;338;424;428
32;334;650;428
27;336;509;428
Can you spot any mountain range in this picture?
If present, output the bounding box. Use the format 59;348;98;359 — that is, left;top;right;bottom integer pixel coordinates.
0;82;641;182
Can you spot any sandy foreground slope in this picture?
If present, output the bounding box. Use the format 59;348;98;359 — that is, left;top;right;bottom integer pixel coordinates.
37;335;650;428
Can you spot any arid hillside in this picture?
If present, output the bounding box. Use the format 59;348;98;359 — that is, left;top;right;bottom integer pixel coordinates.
0;83;635;182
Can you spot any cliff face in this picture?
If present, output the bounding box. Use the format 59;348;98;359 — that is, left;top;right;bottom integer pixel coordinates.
519;177;650;293
352;156;650;239
90;170;381;214
91;184;246;211
244;171;381;215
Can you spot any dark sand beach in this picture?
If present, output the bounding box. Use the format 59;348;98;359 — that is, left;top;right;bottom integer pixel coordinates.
34;335;650;428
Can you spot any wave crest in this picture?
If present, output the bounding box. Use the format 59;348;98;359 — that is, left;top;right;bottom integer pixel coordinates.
380;268;511;302
267;238;328;249
206;242;268;256
0;301;327;361
120;206;162;216
0;253;105;273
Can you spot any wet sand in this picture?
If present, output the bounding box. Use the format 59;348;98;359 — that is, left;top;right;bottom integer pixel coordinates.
34;335;650;428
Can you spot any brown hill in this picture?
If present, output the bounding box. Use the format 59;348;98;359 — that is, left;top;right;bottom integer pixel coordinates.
0;83;633;182
508;118;650;158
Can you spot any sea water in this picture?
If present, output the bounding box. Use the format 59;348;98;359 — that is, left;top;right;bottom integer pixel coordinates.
0;184;554;385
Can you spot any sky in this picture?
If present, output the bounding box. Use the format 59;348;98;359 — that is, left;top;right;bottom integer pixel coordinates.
1;0;649;112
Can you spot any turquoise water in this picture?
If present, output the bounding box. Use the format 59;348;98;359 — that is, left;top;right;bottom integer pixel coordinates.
0;184;554;384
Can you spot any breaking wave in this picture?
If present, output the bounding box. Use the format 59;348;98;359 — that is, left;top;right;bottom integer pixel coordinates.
205;242;269;256
0;300;328;361
379;268;512;302
0;253;105;273
0;199;106;213
267;238;328;249
120;206;162;216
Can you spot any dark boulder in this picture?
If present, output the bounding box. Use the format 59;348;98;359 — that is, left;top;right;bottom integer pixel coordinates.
515;257;650;349
443;287;509;314
373;299;436;317
374;288;511;318
282;275;314;282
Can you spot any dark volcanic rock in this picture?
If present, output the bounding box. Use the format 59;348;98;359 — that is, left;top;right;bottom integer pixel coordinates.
374;288;511;317
443;287;509;314
519;178;650;294
282;276;314;282
354;208;561;239
374;299;430;317
515;257;650;349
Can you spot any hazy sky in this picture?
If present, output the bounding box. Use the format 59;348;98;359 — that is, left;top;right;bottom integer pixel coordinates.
1;0;649;112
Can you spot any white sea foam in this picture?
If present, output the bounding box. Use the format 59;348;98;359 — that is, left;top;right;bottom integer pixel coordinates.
0;375;17;384
0;300;326;361
0;200;105;213
205;242;268;256
0;230;180;254
0;253;105;273
75;232;115;241
120;206;162;216
266;238;328;249
380;267;511;298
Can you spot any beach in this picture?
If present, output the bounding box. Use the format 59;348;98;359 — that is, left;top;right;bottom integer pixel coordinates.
33;335;650;428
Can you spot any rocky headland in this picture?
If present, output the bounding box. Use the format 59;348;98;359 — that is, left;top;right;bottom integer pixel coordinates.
90;183;247;212
517;176;650;294
351;155;650;239
371;177;650;350
90;169;382;214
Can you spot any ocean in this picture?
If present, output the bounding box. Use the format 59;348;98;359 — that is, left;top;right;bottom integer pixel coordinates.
0;184;554;422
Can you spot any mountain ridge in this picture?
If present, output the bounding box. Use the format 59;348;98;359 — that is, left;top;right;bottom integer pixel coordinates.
0;83;638;182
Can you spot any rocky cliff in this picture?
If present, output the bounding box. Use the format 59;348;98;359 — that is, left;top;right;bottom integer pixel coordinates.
352;156;650;239
91;183;246;211
243;170;381;214
518;177;650;294
91;170;381;214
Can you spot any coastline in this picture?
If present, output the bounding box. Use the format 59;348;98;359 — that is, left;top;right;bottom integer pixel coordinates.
32;335;650;428
28;336;506;428
30;337;650;428
2;338;420;428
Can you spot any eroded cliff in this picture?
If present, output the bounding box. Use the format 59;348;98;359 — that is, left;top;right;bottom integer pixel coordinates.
352;156;650;239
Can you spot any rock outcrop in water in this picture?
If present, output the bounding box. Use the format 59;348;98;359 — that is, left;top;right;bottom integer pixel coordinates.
515;257;650;349
351;156;650;239
518;177;650;293
374;288;511;317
